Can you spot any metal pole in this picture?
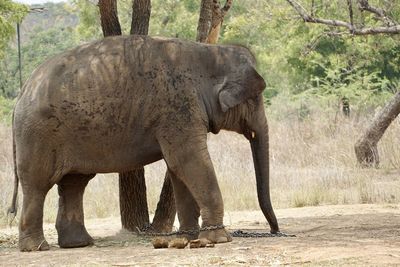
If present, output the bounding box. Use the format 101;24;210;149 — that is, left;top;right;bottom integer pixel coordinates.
15;8;45;91
17;22;22;90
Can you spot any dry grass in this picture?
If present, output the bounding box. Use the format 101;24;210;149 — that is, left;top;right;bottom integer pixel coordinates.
0;107;399;228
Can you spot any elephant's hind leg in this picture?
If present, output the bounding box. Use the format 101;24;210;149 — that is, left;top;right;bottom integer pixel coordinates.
168;170;200;240
19;185;51;252
56;173;94;248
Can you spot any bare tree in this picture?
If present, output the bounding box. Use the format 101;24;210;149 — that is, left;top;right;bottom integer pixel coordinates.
207;0;233;44
130;0;151;35
98;0;122;36
286;0;400;167
196;0;213;42
99;0;235;234
286;0;400;35
98;0;176;233
355;92;400;167
148;172;176;232
197;0;233;44
120;0;148;233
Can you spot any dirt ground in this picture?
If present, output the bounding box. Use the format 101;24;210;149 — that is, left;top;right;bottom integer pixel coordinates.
1;204;399;266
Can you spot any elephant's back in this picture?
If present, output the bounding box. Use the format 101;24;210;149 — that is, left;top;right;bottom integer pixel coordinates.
18;36;131;102
13;34;204;131
13;36;162;146
14;36;139;129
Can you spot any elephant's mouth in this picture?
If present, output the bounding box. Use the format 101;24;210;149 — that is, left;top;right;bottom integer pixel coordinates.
242;126;256;141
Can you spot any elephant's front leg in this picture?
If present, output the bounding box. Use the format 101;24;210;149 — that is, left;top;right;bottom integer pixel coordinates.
159;136;232;243
56;173;94;248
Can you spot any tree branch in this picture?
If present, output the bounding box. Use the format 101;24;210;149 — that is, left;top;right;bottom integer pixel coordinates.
221;0;233;16
196;0;213;42
358;0;396;26
286;0;400;35
210;0;233;28
347;0;354;30
205;0;233;44
311;0;315;17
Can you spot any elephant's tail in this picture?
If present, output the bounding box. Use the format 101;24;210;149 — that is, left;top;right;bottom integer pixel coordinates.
7;110;19;225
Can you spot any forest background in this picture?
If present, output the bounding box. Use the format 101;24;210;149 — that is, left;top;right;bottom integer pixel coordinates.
0;0;399;227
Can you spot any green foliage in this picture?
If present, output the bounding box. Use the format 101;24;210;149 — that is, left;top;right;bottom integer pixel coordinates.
222;0;289;100
71;0;102;40
0;0;28;58
149;0;199;40
281;0;400;111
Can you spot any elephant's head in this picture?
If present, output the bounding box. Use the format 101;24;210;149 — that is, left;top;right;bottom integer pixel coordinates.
203;45;279;233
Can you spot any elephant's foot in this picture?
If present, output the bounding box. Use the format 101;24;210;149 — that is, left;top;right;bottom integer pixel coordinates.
177;230;199;241
57;220;93;248
176;223;200;241
199;228;232;243
19;233;50;252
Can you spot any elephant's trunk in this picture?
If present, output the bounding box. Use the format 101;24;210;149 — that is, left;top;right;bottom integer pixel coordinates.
249;115;279;233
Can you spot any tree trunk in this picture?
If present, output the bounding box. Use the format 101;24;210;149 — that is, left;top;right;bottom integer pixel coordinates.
199;0;233;44
150;171;176;232
206;0;222;44
119;169;149;231
342;97;350;117
355;91;400;167
118;0;176;233
196;0;213;42
130;0;151;35
206;22;222;44
98;0;122;36
118;0;152;233
97;0;153;233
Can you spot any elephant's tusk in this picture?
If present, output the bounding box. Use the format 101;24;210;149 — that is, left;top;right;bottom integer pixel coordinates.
251;131;256;139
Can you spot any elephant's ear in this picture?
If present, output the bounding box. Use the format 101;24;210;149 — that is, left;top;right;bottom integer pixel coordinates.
218;69;266;113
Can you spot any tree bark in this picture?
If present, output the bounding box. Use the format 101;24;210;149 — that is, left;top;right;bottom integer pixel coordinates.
119;169;150;231
355;91;400;167
196;0;213;42
130;0;151;35
117;0;152;233
96;0;153;232
206;22;221;44
150;171;176;232
118;0;176;233
206;0;233;44
98;0;122;36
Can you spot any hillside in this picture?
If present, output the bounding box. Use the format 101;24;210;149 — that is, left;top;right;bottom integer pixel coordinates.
11;3;78;43
0;2;80;100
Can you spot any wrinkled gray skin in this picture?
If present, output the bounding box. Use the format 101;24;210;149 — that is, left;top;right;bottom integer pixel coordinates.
11;35;279;252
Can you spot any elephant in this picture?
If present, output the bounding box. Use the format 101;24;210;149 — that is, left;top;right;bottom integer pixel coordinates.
9;35;279;252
